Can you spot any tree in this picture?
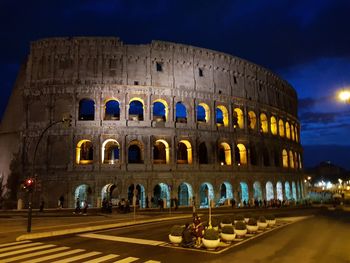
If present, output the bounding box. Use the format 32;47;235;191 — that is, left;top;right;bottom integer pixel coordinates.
3;153;22;208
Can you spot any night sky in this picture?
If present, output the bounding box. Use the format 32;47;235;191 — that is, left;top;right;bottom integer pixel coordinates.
1;0;349;169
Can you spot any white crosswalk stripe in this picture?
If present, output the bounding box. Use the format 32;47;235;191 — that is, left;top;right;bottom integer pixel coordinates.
0;241;161;263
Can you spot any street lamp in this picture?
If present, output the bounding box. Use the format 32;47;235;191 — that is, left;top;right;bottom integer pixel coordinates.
337;89;350;104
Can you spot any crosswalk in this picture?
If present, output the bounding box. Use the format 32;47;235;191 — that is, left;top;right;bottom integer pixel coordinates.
0;240;161;263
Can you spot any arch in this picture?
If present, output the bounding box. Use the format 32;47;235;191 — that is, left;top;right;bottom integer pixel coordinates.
282;149;288;168
266;181;274;201
153;99;168;122
236;144;247;165
276;181;283;200
153;139;170;164
292;181;297;200
240;182;249;203
175;102;187;123
250;144;258;166
270;116;277;135
177;140;192;164
260;113;268;133
289;150;294;168
79;98;95;120
294;152;298;169
291;124;295;141
233;108;244;129
104;99;120;120
153;183;170;208
218;142;232;165
178;182;193;206
128;184;146;208
216;105;229;127
218;182;233;206
285;181;291;200
75;184;92;208
299;153;303;169
253;181;263;200
285;121;291;139
262;146;270;166
129;98;144;121
296;181;301;200
101;183;117;203
128;140;143;163
273;148;280;167
76;139;93;164
279;119;285;137
295;125;299;142
198;142;208;164
199;182;214;208
248;111;257;130
102;139;120;164
197;103;210;123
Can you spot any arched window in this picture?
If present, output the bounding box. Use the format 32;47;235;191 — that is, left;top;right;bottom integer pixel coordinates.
102;139;119;164
236;144;247;165
177;140;192;164
153;99;168;122
198;142;208;164
216;105;229;127
104;100;120;120
197;103;210;123
129;98;144;121
176;102;187;123
295;125;299;142
270;116;277;135
79;99;95;120
76;140;93;164
279;119;285;137
233;108;244;129
291;124;295;141
289;150;294;168
153;139;170;164
248;111;256;130
282;149;288;168
218;142;232;165
285;121;291;139
128;140;143;163
260;113;268;133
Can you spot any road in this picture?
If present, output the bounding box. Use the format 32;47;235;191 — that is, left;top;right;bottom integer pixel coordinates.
0;208;349;262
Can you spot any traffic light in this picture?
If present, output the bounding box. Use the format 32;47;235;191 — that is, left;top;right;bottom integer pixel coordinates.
23;178;35;191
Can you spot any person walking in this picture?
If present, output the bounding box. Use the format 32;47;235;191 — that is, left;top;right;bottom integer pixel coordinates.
74;197;81;214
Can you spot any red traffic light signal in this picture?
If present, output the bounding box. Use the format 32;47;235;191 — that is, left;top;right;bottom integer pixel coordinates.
23;178;35;191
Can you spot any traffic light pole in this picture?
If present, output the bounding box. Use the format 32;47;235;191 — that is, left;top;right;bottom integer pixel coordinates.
27;191;32;233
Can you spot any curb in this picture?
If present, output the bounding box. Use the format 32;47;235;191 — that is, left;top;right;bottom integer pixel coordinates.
16;215;192;241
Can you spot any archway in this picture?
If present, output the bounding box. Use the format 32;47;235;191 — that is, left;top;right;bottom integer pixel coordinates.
153;183;170;207
101;183;120;206
199;182;214;208
216;105;228;127
177;140;192;164
128;184;146;208
240;182;249;203
178;182;193;206
270;116;277;135
253;181;262;200
276;181;283;200
76;140;93;164
75;184;92;208
292;181;297;200
129;98;144;121
236;144;247;165
260;113;268;133
153;100;168;122
153;139;169;164
279;119;285;137
282;149;288;168
286;121;291;139
104;100;120;120
102;139;119;164
176;102;187;123
198;142;208;164
197;103;210;123
233;108;244;129
128;140;143;163
218;182;233;205
218;142;232;165
266;181;274;201
248;111;256;130
285;181;291;200
79;98;95;120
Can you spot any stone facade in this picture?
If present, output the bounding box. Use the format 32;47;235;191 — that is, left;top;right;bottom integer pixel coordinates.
1;37;304;208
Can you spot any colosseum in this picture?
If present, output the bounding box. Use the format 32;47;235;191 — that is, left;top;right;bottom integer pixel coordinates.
0;37;304;209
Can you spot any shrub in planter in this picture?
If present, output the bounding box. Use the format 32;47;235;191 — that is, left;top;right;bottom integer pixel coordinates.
258;216;266;223
265;214;275;220
220;216;232;228
266;214;276;226
221;225;234;234
170;225;184;236
203;228;220;240
246;218;258;233
247;217;257;226
234;221;247;237
211;217;220;230
234;214;244;223
220;226;235;243
257;216;268;230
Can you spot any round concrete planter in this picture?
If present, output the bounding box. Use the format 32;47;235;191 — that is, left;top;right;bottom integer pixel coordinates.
246;224;259;233
234;228;247;237
267;219;276;227
202;238;220;250
258;222;268;230
220;232;236;243
168;234;182;246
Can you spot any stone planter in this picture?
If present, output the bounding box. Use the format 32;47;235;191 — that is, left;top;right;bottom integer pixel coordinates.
267;219;276;227
258;222;268;230
234;228;247;237
202;238;220;250
246;225;259;233
168;234;182;246
220;232;236;243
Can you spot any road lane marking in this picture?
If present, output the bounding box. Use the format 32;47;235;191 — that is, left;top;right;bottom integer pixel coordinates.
84;254;120;263
144;261;161;263
0;241;31;248
113;257;139;263
21;248;84;263
51;251;101;263
2;246;69;262
79;233;165;246
0;244;56;259
0;242;43;253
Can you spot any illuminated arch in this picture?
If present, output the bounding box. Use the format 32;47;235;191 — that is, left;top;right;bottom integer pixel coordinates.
299;153;303;169
285;121;291;139
129;98;144;121
197;103;210;123
289;150;294;168
270;116;277;135
128;184;146;208
276;181;283;200
75;184;92;208
248;111;257;130
295;125;299;142
279;119;285;137
218;142;232;165
153;99;168;122
260;113;268;133
292;181;297;200
153;139;170;164
178;182;194;206
79;99;95;121
285;181;291;200
291;124;295;141
266;181;274;201
253;181;263;200
240;182;249;203
216;105;229;127
219;181;233;205
282;149;288;168
199;182;214;208
233;108;244;129
104;99;120;120
236;143;247;165
153;183;171;208
102;139;120;164
177;140;192;164
76;139;93;164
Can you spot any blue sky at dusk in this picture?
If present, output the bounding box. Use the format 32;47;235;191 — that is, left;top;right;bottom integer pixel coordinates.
0;0;349;169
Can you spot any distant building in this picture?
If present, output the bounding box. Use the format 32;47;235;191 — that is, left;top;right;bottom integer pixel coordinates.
0;37;304;208
305;161;350;184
